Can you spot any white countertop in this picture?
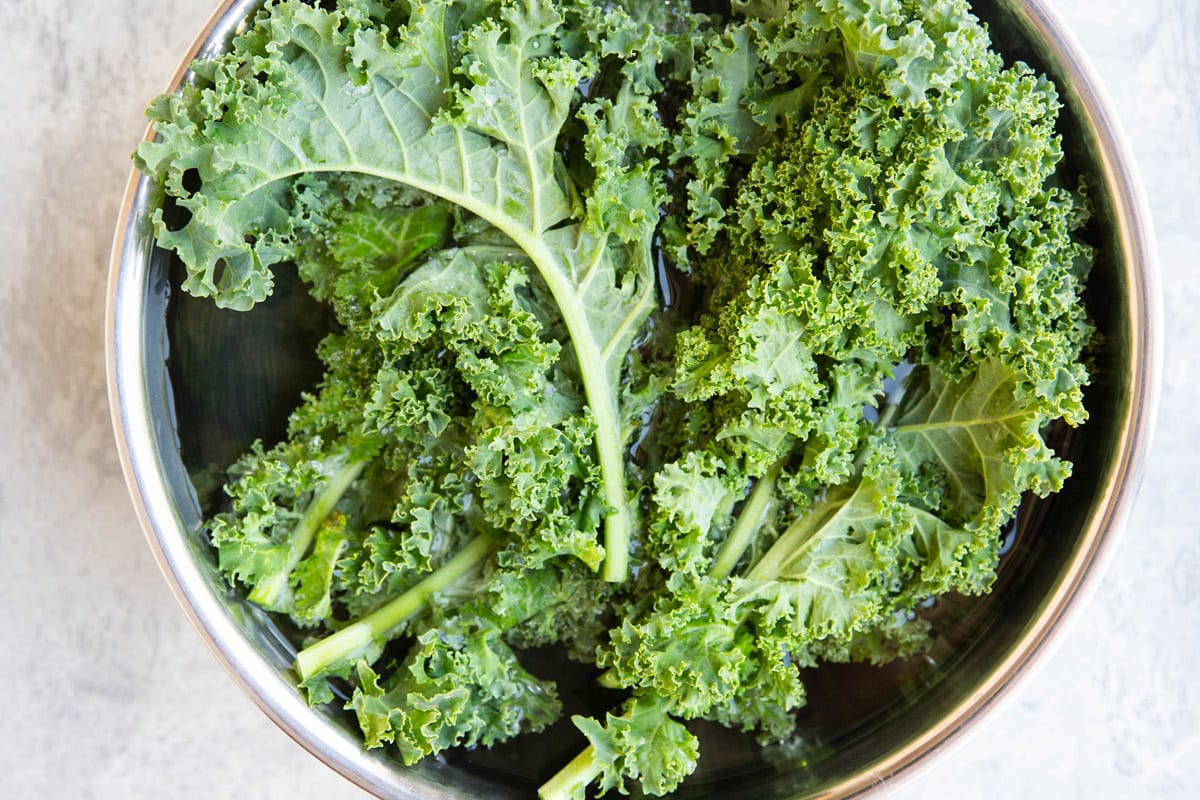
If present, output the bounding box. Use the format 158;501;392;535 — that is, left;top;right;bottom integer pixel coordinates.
2;1;1194;797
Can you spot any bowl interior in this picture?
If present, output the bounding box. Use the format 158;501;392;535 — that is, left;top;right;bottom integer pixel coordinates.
113;1;1153;797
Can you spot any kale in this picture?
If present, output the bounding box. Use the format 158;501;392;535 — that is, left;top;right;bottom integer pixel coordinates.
137;0;1094;794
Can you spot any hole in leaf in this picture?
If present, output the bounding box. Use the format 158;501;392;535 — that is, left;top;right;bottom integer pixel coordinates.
181;168;202;197
161;193;192;232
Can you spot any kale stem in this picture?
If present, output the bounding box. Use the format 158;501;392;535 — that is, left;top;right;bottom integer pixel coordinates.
294;534;493;683
501;234;635;584
541;455;783;799
708;460;783;581
249;458;366;609
538;745;604;800
746;488;859;582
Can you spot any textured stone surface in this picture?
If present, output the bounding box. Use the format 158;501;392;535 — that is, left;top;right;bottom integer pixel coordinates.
0;0;1193;797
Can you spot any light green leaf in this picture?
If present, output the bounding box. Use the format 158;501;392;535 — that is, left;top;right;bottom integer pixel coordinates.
140;0;670;580
892;359;1070;527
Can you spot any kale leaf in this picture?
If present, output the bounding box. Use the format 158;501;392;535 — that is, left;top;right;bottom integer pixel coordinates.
138;0;1096;794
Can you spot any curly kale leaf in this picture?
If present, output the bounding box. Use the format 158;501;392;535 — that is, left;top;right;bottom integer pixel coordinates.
893;359;1072;529
539;695;699;800
374;247;607;570
348;617;561;763
295;186;455;325
556;352;1077;796
208;435;369;624
670;0;1090;484
648;450;749;575
293;243;620;699
139;0;674;580
482;558;616;661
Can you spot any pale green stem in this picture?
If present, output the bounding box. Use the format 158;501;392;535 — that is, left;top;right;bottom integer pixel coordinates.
541;460;785;799
294;534;494;682
538;745;604;800
249;459;366;609
708;460;783;581
746;491;856;582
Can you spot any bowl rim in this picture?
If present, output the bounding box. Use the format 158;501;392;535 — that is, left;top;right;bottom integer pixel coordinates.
106;1;1163;798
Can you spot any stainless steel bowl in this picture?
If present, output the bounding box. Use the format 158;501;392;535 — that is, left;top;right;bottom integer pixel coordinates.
106;1;1161;798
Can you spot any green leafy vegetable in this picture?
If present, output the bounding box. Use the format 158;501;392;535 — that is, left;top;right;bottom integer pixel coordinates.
139;0;1096;795
538;0;1093;794
541;696;699;800
139;0;678;581
348;617;561;762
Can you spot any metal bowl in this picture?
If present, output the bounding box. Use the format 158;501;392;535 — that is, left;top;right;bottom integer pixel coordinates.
106;1;1161;798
